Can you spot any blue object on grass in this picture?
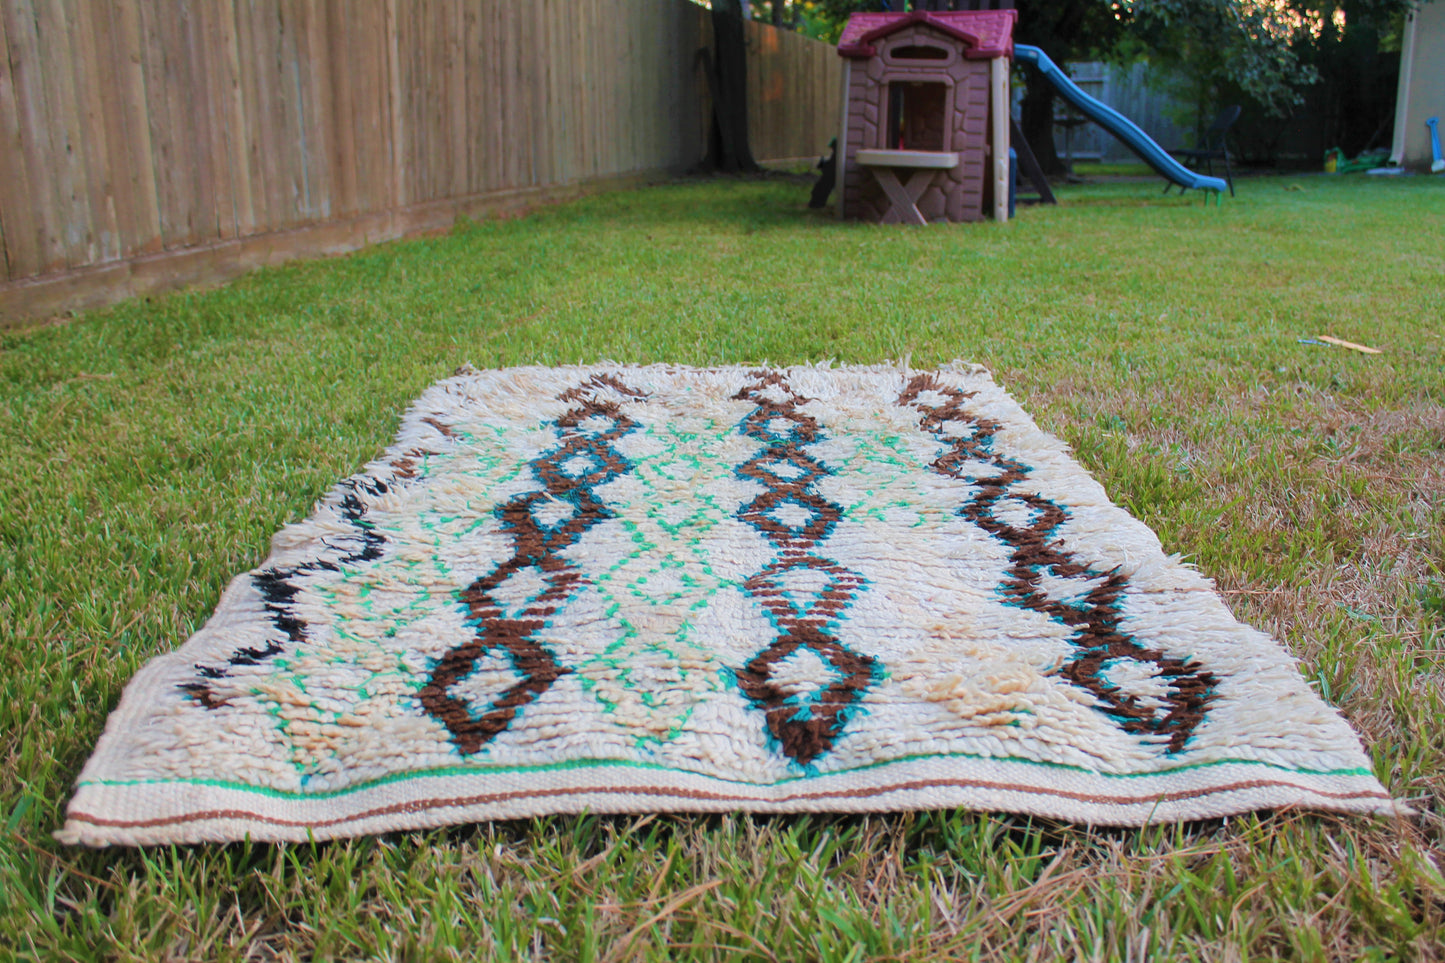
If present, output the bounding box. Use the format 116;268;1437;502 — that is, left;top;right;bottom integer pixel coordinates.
1013;45;1229;198
1427;117;1443;173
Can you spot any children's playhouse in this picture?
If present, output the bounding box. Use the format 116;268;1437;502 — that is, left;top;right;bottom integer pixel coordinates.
835;10;1016;225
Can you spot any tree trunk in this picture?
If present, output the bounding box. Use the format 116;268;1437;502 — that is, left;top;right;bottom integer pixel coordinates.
705;0;761;173
1020;79;1065;177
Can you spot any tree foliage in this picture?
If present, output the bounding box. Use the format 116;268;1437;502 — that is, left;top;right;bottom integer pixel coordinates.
1122;0;1319;116
788;0;1416;169
1122;0;1413;159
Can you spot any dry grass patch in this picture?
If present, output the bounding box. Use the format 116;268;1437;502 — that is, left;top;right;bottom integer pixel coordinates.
1036;375;1444;851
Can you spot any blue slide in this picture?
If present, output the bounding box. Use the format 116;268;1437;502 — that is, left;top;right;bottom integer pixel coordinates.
1014;45;1229;196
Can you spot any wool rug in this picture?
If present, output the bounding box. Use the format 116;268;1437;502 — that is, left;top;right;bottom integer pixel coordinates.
59;363;1396;845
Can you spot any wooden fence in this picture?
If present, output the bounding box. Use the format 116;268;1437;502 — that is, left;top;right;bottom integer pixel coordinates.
0;0;842;322
745;18;840;165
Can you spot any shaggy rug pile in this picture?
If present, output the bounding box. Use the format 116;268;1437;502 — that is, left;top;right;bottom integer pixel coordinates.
60;364;1394;845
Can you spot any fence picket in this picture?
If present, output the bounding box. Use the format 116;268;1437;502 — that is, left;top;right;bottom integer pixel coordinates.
0;3;40;279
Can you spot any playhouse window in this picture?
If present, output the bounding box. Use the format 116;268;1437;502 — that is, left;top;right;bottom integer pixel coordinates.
891;44;948;61
885;81;948;151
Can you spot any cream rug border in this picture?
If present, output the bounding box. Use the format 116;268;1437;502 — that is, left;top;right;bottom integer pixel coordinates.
62;755;1393;846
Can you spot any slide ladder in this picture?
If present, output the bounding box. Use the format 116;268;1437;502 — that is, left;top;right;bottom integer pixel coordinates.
1013;45;1228;198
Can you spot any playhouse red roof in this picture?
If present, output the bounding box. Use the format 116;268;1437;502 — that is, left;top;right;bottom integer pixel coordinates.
836;10;1017;60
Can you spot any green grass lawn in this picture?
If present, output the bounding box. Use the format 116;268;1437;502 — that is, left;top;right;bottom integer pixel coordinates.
1068;160;1159;178
2;174;1442;961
